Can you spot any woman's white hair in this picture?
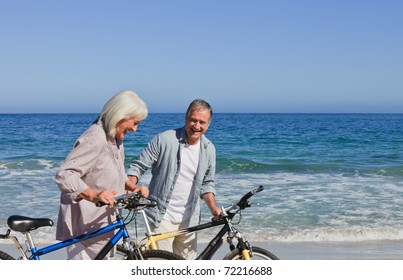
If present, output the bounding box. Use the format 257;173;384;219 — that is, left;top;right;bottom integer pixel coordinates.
98;90;148;137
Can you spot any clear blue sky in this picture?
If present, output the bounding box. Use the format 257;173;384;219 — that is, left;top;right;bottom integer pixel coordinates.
1;0;402;113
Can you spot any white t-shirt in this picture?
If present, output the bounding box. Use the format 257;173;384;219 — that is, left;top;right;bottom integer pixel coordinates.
164;142;200;223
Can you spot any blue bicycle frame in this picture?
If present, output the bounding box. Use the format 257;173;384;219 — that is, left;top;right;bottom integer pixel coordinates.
1;193;189;261
27;211;129;260
1;193;163;260
1;206;134;260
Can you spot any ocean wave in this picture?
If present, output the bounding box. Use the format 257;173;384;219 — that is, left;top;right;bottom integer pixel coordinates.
216;157;403;177
0;158;60;171
2;224;403;246
1;170;403;246
197;227;403;243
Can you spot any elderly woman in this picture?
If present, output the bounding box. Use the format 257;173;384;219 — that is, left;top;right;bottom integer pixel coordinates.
55;90;148;259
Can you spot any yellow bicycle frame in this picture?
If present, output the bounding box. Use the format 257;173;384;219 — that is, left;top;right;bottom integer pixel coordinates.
141;228;191;251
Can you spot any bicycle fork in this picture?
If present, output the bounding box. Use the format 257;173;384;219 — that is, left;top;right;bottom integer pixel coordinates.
226;223;252;260
105;211;144;260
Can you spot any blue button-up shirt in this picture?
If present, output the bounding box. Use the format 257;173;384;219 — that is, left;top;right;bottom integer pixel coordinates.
127;126;216;227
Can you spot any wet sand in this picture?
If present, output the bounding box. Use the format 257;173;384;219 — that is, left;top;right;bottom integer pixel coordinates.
1;240;403;260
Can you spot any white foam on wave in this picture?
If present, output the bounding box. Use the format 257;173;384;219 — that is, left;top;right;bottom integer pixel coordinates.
37;159;58;170
199;172;403;243
253;227;403;242
2;170;403;245
1;160;58;176
0;224;58;245
196;226;403;244
2;224;403;246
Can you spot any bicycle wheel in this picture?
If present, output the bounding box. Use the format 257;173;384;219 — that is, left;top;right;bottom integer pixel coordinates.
141;250;185;260
223;246;279;260
117;245;185;260
0;250;15;260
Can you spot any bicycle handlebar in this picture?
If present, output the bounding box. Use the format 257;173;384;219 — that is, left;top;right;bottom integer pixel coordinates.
96;192;157;209
221;185;264;214
237;185;264;208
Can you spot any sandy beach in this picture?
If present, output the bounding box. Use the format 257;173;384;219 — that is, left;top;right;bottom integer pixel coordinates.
2;240;403;260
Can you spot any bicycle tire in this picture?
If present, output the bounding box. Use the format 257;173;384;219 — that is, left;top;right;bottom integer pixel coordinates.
140;250;185;260
0;250;16;260
117;245;185;260
223;246;279;260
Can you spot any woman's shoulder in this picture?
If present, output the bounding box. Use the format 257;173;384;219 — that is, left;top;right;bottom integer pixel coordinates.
76;123;107;146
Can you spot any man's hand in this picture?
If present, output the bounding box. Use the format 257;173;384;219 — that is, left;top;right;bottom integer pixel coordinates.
125;176;149;197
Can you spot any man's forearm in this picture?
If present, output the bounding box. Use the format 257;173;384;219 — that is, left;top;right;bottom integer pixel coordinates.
202;192;221;217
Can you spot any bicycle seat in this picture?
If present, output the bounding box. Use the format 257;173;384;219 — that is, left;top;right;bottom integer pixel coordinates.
7;215;54;233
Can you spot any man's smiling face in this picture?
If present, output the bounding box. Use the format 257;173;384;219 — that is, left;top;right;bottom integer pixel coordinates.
185;109;211;145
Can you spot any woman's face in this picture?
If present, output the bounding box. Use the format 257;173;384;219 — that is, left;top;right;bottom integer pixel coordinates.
115;117;143;140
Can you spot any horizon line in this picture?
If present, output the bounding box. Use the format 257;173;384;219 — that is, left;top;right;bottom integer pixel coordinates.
1;112;403;115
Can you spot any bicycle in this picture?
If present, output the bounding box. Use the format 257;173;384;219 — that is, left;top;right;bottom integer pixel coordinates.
118;185;279;260
0;192;184;260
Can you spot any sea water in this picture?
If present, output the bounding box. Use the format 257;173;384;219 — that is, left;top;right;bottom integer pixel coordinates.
1;113;403;244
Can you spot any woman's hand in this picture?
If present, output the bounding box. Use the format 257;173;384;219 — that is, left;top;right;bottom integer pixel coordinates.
79;188;117;206
94;189;118;206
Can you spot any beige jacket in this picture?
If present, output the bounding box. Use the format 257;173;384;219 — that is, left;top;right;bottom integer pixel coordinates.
55;122;127;246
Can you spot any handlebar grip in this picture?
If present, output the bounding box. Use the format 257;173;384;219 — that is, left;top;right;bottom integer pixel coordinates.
95;192;141;207
238;185;264;205
95;201;106;207
255;185;264;193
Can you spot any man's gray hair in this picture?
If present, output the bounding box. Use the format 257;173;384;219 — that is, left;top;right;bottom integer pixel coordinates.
185;99;213;122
